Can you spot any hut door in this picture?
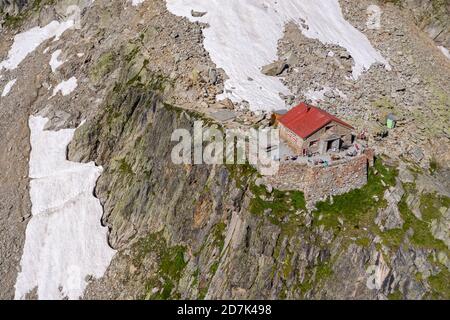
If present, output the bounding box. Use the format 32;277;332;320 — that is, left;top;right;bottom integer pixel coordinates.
327;139;341;152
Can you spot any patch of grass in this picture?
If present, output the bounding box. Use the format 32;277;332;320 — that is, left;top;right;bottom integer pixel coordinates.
249;184;306;226
160;246;188;280
297;280;313;297
117;158;134;176
291;191;307;210
420;192;450;222
135;232;188;300
144;275;180;300
3;14;23;28
409;217;446;250
374;185;413;249
391;185;449;251
379;227;405;249
226;163;258;189
356;237;372;247
90;52;116;83
209;262;219;275
295;260;333;298
154;280;175;300
429;157;440;175
315;263;333;281
388;290;403;300
192;268;200;286
408;193;449;250
212;222;226;253
428;268;450;299
313;159;397;231
198;286;208;300
379;182;449;253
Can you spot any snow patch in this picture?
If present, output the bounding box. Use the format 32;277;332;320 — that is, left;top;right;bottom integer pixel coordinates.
166;0;390;112
1;79;17;97
438;46;450;59
305;87;348;103
15;116;115;300
49;50;65;72
52;77;78;96
131;0;145;5
0;20;74;71
305;87;329;102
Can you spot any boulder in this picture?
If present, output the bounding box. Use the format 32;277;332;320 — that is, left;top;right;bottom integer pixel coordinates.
191;10;207;18
261;61;288;76
375;181;405;231
431;207;450;249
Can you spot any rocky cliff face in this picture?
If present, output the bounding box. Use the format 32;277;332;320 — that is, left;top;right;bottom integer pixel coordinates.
0;0;28;15
66;67;449;300
0;0;449;300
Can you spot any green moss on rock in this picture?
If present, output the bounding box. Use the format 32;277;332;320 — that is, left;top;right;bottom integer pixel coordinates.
134;232;187;300
314;159;397;231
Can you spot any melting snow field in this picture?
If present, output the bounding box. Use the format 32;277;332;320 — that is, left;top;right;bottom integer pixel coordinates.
166;0;390;111
0;18;75;99
0;20;74;71
52;77;78;96
15;116;115;300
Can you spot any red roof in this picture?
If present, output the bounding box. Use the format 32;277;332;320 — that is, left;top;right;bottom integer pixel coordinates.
279;103;353;139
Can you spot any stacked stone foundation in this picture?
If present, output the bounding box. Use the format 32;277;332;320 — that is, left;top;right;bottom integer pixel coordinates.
263;150;374;206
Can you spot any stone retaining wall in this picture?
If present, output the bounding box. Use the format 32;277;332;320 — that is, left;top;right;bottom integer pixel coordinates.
264;151;373;205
